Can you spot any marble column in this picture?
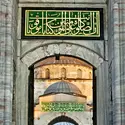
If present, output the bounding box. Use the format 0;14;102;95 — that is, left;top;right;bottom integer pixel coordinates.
96;61;109;125
0;0;17;125
118;1;125;125
16;60;29;125
108;0;125;125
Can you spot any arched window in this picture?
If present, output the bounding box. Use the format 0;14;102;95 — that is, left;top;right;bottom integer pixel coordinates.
45;68;50;79
61;68;66;79
77;69;82;79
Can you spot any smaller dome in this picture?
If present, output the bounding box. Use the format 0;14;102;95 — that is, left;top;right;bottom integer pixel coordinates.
43;81;83;97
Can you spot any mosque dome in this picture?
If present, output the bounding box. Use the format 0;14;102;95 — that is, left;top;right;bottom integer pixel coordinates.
43;81;83;97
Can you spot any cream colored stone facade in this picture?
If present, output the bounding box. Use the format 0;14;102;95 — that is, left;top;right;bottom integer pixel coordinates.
34;58;93;124
34;63;93;102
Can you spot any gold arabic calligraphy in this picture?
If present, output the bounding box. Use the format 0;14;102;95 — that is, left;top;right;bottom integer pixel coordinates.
25;10;100;37
40;102;84;112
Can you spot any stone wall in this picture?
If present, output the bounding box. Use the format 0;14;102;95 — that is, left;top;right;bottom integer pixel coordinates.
16;1;109;125
0;0;124;125
0;0;119;125
108;0;125;125
0;0;17;125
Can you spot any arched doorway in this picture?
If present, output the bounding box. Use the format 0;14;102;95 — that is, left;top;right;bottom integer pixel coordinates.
48;116;78;125
30;55;96;125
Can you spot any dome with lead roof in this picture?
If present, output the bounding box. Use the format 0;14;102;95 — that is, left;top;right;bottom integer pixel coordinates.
43;81;83;97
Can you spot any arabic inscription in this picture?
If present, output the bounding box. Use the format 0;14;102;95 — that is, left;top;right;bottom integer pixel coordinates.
25;10;100;37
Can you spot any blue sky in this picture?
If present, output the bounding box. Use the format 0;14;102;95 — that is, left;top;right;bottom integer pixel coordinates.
54;122;74;125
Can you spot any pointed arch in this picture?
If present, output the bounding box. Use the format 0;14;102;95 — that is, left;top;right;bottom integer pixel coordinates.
48;116;78;125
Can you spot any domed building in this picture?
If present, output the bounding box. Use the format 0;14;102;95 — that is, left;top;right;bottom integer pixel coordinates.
39;80;87;104
34;81;90;125
43;81;84;96
34;57;93;125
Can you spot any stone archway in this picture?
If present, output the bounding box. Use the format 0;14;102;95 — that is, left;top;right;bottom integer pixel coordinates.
48;115;78;125
34;112;85;125
16;42;108;125
21;43;103;68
